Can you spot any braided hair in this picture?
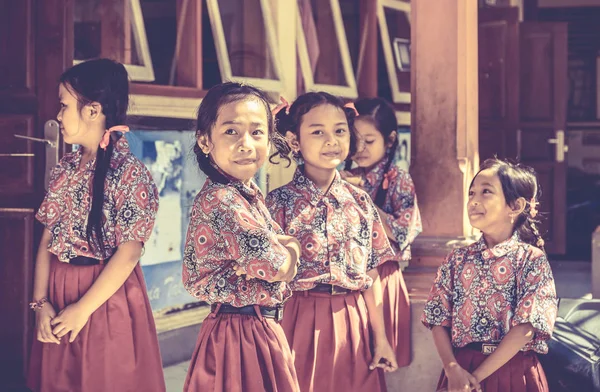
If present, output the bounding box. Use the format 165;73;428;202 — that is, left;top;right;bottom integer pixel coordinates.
60;58;129;255
473;158;545;249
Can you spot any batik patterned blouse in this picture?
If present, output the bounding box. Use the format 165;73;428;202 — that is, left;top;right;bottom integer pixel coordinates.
182;178;292;307
266;167;395;292
36;137;159;261
421;234;558;354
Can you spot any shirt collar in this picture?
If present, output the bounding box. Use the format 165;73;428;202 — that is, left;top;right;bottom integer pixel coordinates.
293;166;344;206
363;156;391;189
470;231;520;260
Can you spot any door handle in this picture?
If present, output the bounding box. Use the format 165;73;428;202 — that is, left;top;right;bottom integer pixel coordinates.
14;120;60;189
547;130;568;163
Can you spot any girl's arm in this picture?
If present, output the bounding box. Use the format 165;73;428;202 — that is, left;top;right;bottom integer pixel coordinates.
32;229;53;302
51;240;142;342
432;326;481;392
32;229;60;344
363;268;398;372
472;323;535;383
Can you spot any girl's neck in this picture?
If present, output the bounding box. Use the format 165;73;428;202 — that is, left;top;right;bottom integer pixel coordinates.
482;225;514;248
304;163;337;193
79;127;105;164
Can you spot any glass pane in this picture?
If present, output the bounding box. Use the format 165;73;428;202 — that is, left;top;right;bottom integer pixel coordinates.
339;0;360;73
74;0;145;66
217;0;277;79
299;0;347;86
384;6;410;93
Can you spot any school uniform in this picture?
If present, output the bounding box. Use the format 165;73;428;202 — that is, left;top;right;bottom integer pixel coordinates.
350;156;422;367
266;167;395;392
182;178;299;392
27;137;165;392
422;234;558;392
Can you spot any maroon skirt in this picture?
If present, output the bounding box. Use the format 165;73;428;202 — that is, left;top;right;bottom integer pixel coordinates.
437;347;549;392
27;256;166;392
281;290;386;392
184;310;299;392
378;260;411;367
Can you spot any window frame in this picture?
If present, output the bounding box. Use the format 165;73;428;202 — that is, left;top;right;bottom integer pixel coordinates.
296;0;358;98
377;0;411;104
73;0;155;82
205;0;285;92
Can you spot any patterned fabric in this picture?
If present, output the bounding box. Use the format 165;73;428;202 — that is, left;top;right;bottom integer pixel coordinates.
182;178;292;307
350;156;422;262
266;167;395;292
421;234;558;354
36;137;159;262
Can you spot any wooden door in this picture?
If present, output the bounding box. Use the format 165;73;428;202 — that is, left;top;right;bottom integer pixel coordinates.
519;22;568;254
478;7;519;161
0;1;71;390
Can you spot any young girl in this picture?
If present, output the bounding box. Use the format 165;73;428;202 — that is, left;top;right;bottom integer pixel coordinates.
341;97;422;368
422;158;558;392
266;92;398;392
182;82;301;392
27;59;165;391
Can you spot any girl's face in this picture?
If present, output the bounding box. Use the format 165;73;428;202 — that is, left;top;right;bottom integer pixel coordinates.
352;117;390;170
198;98;269;183
57;83;88;145
292;104;350;171
467;169;514;234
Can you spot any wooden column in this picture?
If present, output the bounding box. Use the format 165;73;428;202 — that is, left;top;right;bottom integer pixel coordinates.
409;0;479;267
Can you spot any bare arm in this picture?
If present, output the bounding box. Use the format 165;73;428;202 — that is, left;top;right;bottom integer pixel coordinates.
363;268;398;372
432;326;481;392
32;229;53;302
472;323;534;383
51;241;142;342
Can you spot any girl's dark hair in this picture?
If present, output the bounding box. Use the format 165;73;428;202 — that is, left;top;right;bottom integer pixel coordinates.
471;158;545;250
194;82;289;182
272;92;358;163
348;97;399;207
60;58;129;255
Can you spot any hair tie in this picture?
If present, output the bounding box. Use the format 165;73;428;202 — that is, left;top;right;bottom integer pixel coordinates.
382;171;393;190
344;102;359;116
272;96;290;116
529;198;539;218
100;125;130;150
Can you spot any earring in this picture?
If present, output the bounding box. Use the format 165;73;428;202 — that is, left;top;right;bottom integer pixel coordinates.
204;152;209;158
510;215;515;224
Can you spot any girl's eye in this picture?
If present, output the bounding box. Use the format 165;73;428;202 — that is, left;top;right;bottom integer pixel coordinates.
468;190;474;196
311;130;323;135
336;128;347;134
365;140;375;145
483;189;492;194
225;129;237;135
252;129;265;136
60;103;66;108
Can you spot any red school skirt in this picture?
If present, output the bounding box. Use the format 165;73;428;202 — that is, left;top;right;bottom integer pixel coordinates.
281;289;386;392
436;346;549;392
378;260;411;368
27;256;166;392
183;306;299;392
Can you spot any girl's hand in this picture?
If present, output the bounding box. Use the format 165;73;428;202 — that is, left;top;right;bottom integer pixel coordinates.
340;171;364;188
50;302;92;343
445;362;481;392
370;339;399;372
35;303;60;344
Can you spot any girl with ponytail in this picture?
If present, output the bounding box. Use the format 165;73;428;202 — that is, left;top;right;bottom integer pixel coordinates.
27;59;165;392
422;158;557;392
341;97;422;368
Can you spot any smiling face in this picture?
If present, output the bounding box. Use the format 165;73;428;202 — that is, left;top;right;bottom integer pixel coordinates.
293;104;351;171
197;98;269;183
467;168;515;234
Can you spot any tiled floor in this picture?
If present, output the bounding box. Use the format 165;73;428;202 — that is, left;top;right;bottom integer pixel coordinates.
162;260;594;391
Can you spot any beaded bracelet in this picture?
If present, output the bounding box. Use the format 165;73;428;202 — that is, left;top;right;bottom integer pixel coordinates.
29;297;49;312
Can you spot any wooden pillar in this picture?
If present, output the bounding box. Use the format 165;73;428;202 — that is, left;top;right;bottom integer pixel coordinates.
409;0;479;267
